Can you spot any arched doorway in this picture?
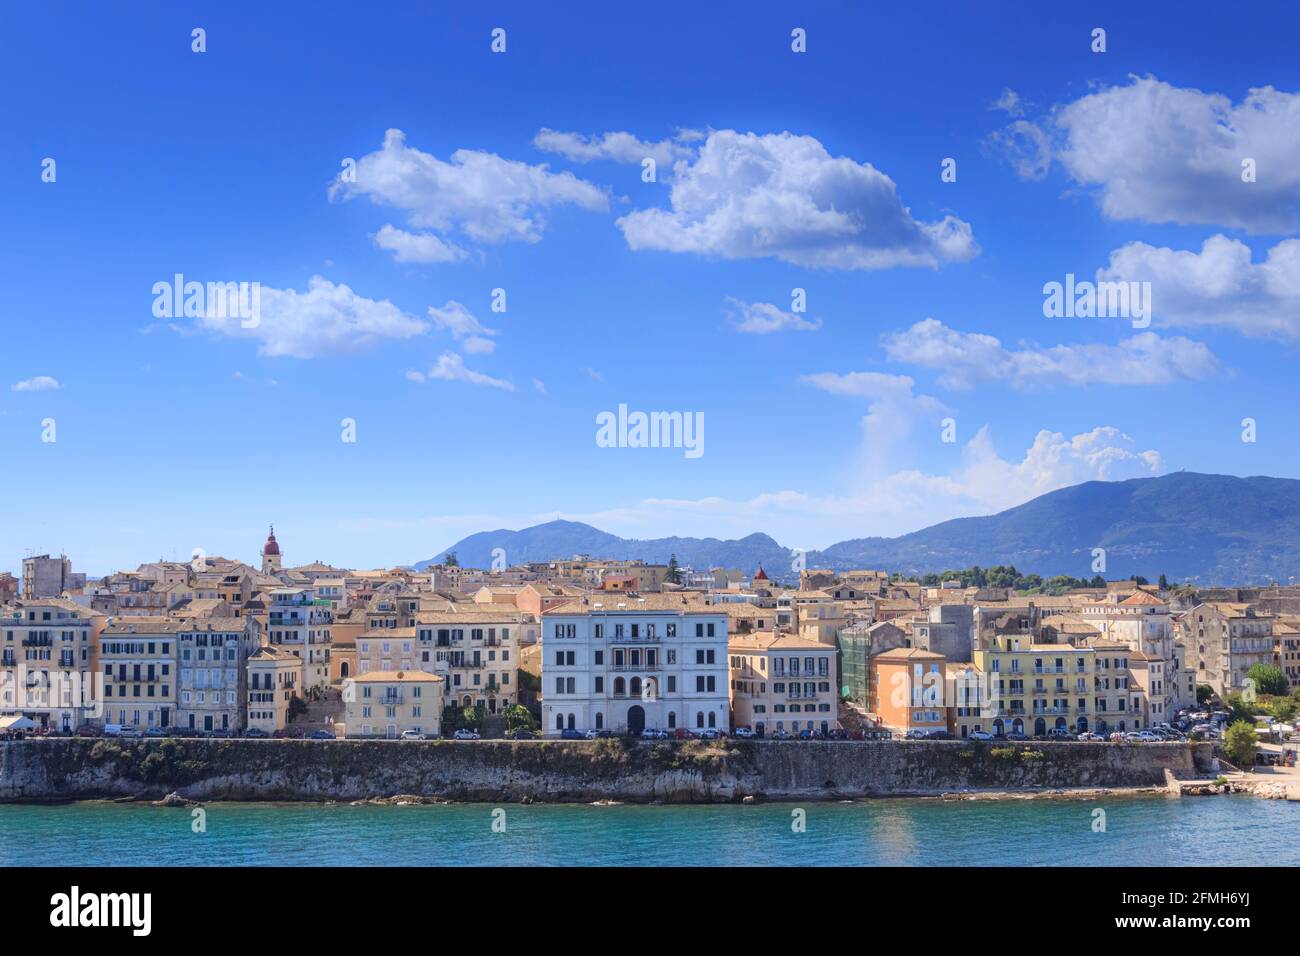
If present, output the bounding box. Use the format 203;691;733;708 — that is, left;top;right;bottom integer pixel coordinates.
1055;717;1067;731
992;718;1004;737
627;705;646;735
1033;717;1046;736
1012;718;1024;735
1077;716;1088;732
340;661;349;678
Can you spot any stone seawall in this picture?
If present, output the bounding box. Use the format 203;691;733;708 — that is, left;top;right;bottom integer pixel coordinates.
0;738;1213;804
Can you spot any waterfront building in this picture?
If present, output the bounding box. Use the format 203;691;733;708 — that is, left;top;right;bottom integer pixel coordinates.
540;598;729;736
868;646;948;736
971;633;1097;736
99;618;183;730
246;644;302;734
176;617;260;733
0;599;105;731
342;669;444;738
728;631;839;736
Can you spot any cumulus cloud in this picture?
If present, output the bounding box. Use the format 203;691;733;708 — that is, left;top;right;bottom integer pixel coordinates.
11;376;62;392
991;88;1025;117
416;351;514;391
533;128;698;170
883;318;1222;388
331;129;610;251
198;276;428;358
725;297;821;334
802;368;946;451
427;300;498;353
991;75;1300;231
1098;234;1300;339
616;130;978;269
371;224;467;263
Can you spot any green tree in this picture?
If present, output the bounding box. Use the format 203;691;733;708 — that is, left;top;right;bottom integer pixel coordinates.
460;704;484;732
1222;720;1259;767
444;551;459;567
1225;692;1259;724
1268;696;1298;723
665;554;682;585
503;704;537;733
1196;683;1216;705
1246;663;1288;697
1158;573;1169;590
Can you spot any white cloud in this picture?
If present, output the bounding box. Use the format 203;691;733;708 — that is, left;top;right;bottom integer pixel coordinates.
1098;234;1300;339
372;224;467;263
992;76;1300;231
533;128;697;169
420;351;514;391
726;297;821;334
883;318;1222;388
11;375;62;392
332;129;610;248
197;277;428;358
985;119;1052;181
991;88;1025;116
532;378;547;394
427;300;498;353
802;368;946;452
616;130;978;269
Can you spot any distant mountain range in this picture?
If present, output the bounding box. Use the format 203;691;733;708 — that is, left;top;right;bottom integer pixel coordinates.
414;473;1300;585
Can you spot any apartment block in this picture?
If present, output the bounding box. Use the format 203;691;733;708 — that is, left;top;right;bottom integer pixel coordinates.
343;669;444;738
541;599;729;736
728;631;838;736
265;587;333;690
0;599;105;731
176;617;260;733
99;618;182;730
246;645;302;734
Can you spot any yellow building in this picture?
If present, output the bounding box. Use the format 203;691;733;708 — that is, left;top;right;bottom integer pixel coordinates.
972;634;1096;737
728;631;838;736
343;670;444;738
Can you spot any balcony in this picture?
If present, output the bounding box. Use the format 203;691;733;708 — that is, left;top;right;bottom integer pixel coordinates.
22;636;52;647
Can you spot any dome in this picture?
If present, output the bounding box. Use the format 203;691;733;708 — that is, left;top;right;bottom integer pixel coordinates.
263;526;280;556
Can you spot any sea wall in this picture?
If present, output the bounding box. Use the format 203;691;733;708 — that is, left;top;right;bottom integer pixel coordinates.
0;738;1214;803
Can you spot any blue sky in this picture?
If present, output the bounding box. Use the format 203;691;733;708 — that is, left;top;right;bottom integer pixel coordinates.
3;2;1300;573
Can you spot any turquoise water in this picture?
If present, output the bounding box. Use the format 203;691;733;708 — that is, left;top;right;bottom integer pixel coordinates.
2;795;1295;866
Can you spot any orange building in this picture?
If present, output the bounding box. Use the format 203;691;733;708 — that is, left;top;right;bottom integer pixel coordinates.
868;647;948;736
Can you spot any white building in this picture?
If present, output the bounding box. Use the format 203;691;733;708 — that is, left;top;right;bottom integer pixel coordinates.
266;587;333;690
541;599;729;736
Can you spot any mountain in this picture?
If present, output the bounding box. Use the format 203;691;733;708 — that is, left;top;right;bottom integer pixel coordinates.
413;520;794;577
414;473;1300;585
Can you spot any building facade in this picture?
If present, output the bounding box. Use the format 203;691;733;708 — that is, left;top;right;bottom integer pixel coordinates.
728;632;839;736
343;670;444;738
541;603;729;736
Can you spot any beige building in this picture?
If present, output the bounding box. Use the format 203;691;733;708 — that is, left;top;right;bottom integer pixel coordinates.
1184;603;1274;694
99;618;184;730
728;631;838;736
343;670;444;738
0;599;105;732
246;645;301;734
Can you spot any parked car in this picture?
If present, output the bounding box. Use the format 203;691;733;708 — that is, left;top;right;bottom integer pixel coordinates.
453;728;481;740
700;729;721;740
399;730;427;740
74;724;101;738
118;728;144;739
1046;728;1076;740
509;728;539;739
672;728;693;740
1005;732;1028;741
243;727;268;738
1076;732;1105;741
559;728;584;740
733;726;755;739
968;730;994;741
308;729;335;740
771;729;792;740
145;727;168;738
